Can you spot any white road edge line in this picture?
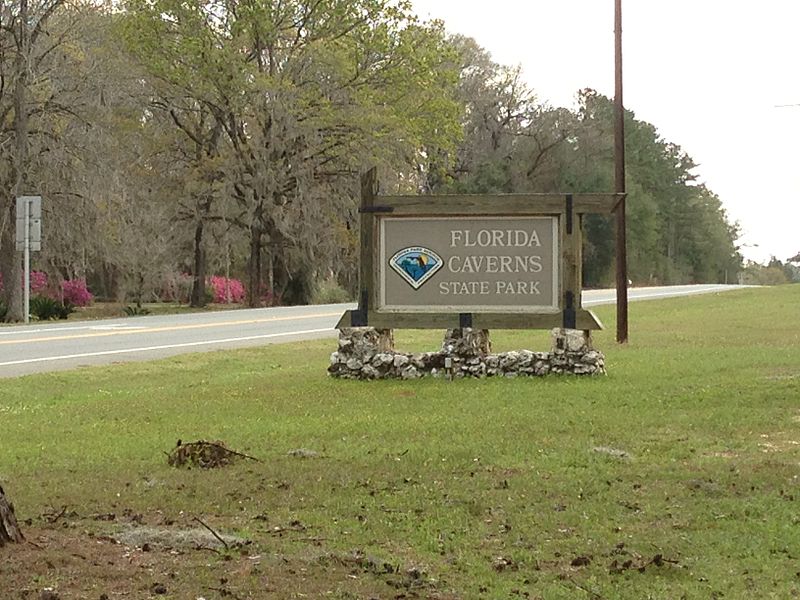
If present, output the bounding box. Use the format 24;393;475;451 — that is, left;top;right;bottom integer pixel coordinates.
583;286;731;305
0;323;146;336
0;328;334;367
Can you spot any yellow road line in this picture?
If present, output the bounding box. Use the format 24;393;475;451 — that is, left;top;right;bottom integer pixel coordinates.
0;312;341;346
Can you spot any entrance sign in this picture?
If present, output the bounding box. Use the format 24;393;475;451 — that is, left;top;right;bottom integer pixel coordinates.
381;216;559;312
336;169;623;331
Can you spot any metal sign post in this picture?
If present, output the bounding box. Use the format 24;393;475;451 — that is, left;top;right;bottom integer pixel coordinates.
15;196;42;324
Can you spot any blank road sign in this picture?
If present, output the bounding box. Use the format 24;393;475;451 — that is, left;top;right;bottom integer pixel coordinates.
16;196;41;219
15;196;42;251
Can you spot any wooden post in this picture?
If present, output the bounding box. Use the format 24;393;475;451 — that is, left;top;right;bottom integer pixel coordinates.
0;484;24;547
357;168;393;347
355;168;377;326
561;195;581;329
614;0;629;343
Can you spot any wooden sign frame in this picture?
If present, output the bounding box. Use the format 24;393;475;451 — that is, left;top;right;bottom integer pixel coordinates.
336;169;623;331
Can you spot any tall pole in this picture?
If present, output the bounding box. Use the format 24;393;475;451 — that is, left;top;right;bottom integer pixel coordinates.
614;0;629;343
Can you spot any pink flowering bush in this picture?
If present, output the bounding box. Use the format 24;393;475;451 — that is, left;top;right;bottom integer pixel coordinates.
0;271;93;315
61;278;93;307
207;276;245;304
0;270;50;294
30;271;49;294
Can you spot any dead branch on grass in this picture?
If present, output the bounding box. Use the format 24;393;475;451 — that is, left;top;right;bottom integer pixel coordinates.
192;517;229;550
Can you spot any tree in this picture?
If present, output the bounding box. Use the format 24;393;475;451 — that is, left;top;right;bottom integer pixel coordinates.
548;90;740;286
0;0;75;321
0;483;24;546
427;64;742;288
121;0;462;305
741;259;790;286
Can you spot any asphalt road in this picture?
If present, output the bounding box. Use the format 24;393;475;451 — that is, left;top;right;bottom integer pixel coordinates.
0;284;744;378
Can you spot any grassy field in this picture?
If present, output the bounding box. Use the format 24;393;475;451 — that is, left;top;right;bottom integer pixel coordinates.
1;285;799;599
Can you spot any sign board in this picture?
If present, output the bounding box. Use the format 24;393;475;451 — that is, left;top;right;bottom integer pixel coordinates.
380;216;559;313
15;196;42;251
336;169;623;331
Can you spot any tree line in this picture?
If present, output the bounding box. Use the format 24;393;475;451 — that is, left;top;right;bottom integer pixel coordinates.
0;0;744;322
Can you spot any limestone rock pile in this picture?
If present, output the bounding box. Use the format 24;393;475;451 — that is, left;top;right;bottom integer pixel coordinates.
328;327;605;380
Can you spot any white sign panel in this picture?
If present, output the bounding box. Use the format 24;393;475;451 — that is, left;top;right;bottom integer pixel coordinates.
379;216;560;313
15;196;42;251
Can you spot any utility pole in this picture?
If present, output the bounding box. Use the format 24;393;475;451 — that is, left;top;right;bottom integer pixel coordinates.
614;0;629;343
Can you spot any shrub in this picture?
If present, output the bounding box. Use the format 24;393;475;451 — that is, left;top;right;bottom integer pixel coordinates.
123;305;151;316
0;273;93;312
161;273;193;303
61;278;93;307
261;289;281;306
31;271;49;294
0;270;49;294
313;276;352;304
207;276;245;304
30;296;73;320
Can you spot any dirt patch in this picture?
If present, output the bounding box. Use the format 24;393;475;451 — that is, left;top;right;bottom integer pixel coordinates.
758;433;800;454
0;525;188;599
114;525;247;551
764;372;799;382
704;450;739;458
0;523;457;599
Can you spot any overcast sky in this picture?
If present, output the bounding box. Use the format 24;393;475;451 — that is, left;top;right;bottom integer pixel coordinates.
410;0;800;263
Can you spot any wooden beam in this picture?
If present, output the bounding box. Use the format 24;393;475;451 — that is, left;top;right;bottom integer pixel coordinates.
376;194;620;216
335;309;603;331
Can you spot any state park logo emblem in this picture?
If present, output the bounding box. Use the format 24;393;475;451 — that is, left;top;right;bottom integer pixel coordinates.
389;246;443;290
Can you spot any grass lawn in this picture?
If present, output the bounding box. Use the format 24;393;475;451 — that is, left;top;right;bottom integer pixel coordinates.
69;301;243;321
1;285;798;599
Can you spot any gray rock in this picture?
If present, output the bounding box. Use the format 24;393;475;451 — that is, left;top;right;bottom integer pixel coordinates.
288;448;321;458
361;365;380;379
393;354;410;369
371;353;395;368
552;328;593;353
401;365;421;379
499;351;520;370
441;328;491;356
592;446;631;460
346;357;363;371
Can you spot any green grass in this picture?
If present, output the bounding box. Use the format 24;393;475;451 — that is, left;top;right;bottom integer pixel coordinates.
1;285;799;599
